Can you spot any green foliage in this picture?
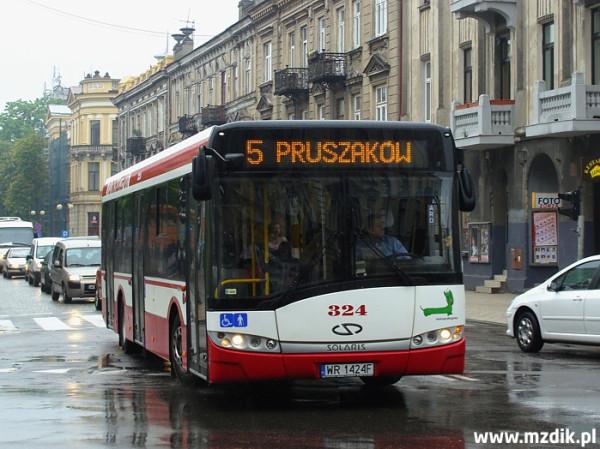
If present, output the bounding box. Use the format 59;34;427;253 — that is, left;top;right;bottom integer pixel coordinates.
0;96;63;143
2;134;49;218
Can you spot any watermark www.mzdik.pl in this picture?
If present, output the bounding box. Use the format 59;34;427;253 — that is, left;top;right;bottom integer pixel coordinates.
474;429;598;447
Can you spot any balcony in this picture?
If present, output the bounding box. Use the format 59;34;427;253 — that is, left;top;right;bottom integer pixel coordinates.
449;0;517;29
70;144;114;158
178;114;198;136
201;105;226;127
527;72;600;138
450;95;515;149
308;53;346;84
126;137;146;155
274;68;309;97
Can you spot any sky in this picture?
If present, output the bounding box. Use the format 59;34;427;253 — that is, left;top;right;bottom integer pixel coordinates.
0;0;241;111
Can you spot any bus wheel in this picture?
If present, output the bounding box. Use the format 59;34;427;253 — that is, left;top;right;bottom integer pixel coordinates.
360;376;402;387
169;313;196;385
118;301;135;354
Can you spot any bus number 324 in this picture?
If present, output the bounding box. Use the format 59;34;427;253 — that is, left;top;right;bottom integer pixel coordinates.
328;305;368;316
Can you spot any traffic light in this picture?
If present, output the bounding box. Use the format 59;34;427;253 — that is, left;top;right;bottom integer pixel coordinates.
558;189;581;221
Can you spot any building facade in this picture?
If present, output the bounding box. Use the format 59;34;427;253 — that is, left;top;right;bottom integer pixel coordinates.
45;105;72;236
113;0;600;292
67;71;119;237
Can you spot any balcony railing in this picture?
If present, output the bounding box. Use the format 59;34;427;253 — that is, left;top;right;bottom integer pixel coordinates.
70;144;114;156
274;68;309;96
527;72;600;137
201;105;226;127
308;53;346;84
450;94;515;149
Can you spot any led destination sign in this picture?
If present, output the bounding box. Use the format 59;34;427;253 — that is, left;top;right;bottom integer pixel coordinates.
245;139;413;167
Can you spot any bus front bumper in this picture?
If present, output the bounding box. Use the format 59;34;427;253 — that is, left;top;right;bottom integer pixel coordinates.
207;338;465;383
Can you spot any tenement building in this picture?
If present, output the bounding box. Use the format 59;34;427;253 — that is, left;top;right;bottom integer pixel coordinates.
112;0;600;292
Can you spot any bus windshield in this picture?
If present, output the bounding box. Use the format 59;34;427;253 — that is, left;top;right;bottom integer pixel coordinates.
212;171;456;301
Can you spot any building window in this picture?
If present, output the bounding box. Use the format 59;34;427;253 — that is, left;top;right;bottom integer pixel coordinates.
318;104;325;120
352;94;361;120
375;0;387;37
90;120;100;146
233;65;239;98
496;32;511;99
423;60;431;122
302;110;309;120
289;31;296;67
352;0;361;49
463;47;472;103
264;41;272;82
301;26;308;67
542;21;554;90
88;212;100;236
288;113;296;120
245;58;252;94
209;77;215;104
375;85;387;121
337;7;345;53
318;17;326;52
88;162;100;191
593;9;600;84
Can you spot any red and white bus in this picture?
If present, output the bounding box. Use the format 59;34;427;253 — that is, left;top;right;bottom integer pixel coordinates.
100;120;475;385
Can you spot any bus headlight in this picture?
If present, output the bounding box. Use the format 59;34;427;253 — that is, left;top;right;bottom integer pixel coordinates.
209;332;280;353
411;326;464;349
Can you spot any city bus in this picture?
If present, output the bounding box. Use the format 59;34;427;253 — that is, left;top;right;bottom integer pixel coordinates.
0;217;35;272
100;121;475;385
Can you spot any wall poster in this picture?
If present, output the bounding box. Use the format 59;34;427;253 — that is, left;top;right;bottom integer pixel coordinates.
468;222;490;264
531;210;558;265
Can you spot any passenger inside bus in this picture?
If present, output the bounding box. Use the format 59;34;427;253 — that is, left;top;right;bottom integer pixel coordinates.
268;222;291;261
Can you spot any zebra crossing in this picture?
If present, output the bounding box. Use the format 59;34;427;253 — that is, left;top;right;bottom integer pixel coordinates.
0;313;106;334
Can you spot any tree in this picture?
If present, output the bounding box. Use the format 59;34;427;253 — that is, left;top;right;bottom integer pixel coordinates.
2;134;49;219
0;96;63;143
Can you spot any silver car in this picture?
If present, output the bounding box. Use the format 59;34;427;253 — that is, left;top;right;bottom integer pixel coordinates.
2;246;31;278
26;237;61;286
50;239;101;303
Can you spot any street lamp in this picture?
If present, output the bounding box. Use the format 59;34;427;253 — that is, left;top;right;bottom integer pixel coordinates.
56;203;73;237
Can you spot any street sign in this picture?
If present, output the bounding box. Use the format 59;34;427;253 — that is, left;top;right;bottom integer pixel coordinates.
61;230;69;238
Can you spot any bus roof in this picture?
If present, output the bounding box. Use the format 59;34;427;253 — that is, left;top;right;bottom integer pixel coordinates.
0;219;33;228
102;126;213;202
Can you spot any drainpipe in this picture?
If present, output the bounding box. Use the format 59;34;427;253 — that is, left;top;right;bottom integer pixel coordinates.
398;0;403;118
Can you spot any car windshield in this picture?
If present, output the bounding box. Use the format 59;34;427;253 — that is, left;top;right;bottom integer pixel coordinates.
212;172;456;301
0;228;33;245
9;248;30;258
65;247;101;266
35;245;55;259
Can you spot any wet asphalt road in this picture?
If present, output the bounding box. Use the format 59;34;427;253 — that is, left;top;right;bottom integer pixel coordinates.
1;276;600;449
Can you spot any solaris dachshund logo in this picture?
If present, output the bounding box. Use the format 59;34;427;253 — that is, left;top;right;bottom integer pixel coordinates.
421;290;454;317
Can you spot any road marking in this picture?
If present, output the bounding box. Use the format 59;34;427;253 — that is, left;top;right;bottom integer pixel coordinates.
0;320;17;332
81;315;105;328
432;375;457;382
33;317;72;331
32;369;71;374
449;374;479;382
0;368;17;373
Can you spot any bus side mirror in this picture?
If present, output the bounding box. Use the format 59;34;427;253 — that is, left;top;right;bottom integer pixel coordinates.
458;168;476;212
192;151;212;201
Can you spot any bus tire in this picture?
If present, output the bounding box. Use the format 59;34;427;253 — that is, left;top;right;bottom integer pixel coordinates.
360;376;402;387
515;310;544;353
169;312;196;385
118;300;135;354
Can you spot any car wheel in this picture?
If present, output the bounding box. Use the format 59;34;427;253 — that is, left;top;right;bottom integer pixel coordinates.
62;284;72;304
51;283;60;301
516;310;544;353
33;275;39;287
6;273;11;279
360;376;402;387
95;291;102;311
28;275;33;285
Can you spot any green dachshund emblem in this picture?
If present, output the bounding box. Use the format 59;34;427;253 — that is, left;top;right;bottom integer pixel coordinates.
421;290;454;317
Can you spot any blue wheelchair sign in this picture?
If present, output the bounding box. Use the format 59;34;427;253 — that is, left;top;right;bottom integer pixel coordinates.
61;230;69;238
220;313;248;328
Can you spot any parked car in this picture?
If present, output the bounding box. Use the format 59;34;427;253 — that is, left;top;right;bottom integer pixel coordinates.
2;246;32;278
506;255;600;352
0;243;31;274
39;251;54;294
50;239;101;303
25;237;61;286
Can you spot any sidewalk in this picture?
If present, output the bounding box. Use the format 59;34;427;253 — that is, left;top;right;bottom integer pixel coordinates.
465;290;517;325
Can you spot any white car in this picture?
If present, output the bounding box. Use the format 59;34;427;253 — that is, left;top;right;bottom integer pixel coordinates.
506;255;600;352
